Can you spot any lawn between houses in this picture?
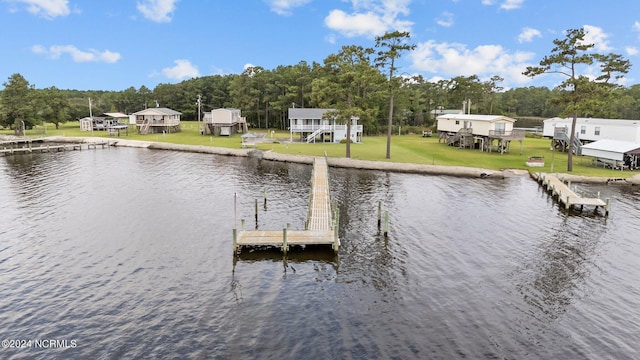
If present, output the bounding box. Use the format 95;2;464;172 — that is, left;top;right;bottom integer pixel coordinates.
2;120;635;178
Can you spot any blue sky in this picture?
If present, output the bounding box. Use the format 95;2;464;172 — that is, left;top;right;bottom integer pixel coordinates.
2;0;640;91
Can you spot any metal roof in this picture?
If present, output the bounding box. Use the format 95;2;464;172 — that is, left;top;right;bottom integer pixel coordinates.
581;139;640;154
543;117;640;127
101;112;129;118
131;107;181;116
288;108;335;119
436;114;515;122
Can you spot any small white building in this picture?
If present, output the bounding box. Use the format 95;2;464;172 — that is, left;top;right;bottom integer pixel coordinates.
581;139;640;170
288;108;363;143
203;108;247;136
543;117;640;143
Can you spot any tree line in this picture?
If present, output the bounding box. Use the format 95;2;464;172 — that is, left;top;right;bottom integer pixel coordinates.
2;28;638;136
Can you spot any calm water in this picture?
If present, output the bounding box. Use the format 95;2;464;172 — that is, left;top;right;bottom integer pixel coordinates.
1;147;639;359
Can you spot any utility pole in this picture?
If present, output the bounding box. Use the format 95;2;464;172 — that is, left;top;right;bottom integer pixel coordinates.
197;94;202;135
88;97;94;136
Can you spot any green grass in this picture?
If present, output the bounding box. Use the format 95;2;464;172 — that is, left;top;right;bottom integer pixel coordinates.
2;121;636;178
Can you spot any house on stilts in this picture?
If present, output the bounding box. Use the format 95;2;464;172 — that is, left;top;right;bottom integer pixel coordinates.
436;114;524;153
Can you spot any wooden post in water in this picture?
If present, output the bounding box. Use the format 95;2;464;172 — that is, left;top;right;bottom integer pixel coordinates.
234;192;237;229
377;201;382;231
383;210;389;238
264;189;267;210
283;227;289;254
232;228;238;253
255;199;259;228
605;198;611;216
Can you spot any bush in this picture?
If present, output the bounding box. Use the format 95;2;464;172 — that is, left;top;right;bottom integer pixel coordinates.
339;139;353;144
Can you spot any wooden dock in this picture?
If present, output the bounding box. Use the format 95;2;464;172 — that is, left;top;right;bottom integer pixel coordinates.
0;139;109;156
234;157;339;253
536;173;610;215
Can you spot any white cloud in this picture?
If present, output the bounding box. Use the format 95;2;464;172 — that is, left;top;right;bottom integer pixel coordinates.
501;0;524;10
626;47;638;56
435;11;454;28
10;0;70;18
324;0;413;38
410;40;535;85
265;0;311;16
582;25;612;52
32;44;121;63
518;27;541;43
162;59;200;80
137;0;179;23
324;33;337;44
482;0;524;11
633;21;640;32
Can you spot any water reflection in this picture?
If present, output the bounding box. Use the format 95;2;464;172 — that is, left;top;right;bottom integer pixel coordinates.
516;213;608;320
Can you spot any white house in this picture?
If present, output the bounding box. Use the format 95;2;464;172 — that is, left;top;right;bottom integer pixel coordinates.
203;108;247;136
131;107;181;134
288;108;363;143
543;117;640;143
581;139;640;170
436;114;523;153
437;114;516;137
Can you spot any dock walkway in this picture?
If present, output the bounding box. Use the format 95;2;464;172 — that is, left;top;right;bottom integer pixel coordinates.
234;157;339;253
1;140;109;155
536;173;610;215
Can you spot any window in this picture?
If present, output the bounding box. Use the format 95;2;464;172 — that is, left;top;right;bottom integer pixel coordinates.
455;120;460;125
595;126;600;136
580;125;586;134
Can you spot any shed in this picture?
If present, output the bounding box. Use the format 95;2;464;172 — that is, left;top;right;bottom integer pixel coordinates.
581;139;640;170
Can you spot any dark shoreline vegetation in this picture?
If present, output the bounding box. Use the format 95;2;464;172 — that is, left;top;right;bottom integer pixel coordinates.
3;121;639;184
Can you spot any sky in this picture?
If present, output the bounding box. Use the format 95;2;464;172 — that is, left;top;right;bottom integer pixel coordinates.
1;0;640;92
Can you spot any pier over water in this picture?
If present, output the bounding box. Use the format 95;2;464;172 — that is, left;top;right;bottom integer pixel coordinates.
233;157;339;253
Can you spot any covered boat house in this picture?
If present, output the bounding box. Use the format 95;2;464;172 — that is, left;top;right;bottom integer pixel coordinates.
581;139;640;170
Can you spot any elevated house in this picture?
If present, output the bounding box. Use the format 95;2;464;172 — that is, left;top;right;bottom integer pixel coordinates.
288;108;363;143
203;108;248;136
543;117;640;147
131;107;181;134
581;139;640;170
436;114;524;153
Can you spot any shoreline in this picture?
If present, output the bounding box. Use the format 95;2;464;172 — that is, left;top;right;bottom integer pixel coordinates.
44;136;640;184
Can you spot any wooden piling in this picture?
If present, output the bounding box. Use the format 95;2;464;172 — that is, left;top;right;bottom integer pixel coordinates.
377;201;382;230
383;210;389;238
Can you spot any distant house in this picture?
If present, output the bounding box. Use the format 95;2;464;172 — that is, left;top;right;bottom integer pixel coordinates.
203;108;247;136
288;108;363;143
131;107;181;134
436;114;523;153
581;139;640;170
542;117;640;143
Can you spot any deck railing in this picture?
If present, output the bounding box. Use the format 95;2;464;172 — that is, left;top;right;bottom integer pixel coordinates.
291;124;363;132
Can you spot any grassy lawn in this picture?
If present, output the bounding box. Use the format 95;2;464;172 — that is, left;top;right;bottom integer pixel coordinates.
2;120;636;178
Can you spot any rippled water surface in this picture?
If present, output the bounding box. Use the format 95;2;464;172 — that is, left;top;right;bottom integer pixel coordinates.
1;148;639;359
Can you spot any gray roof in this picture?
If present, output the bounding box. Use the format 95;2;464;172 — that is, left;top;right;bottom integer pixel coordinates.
288;108;335;119
581;139;640;154
131;107;181;116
